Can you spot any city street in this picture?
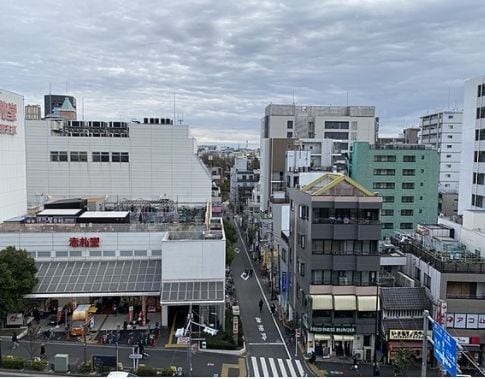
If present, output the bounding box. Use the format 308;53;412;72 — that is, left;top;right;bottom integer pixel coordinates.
0;338;242;377
231;216;309;377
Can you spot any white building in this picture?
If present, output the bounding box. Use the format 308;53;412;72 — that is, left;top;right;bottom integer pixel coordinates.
260;104;377;211
420;110;463;193
229;155;259;211
459;76;485;214
0;209;226;328
25;118;211;206
0;89;27;222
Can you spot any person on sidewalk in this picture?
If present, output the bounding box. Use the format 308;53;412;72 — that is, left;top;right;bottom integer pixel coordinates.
11;331;19;349
270;303;276;315
40;342;46;358
259;298;264;313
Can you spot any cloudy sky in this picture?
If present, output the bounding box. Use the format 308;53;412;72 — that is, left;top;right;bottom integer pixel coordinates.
1;0;484;145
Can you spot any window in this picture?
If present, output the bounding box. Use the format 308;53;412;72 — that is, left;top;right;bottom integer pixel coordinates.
402;169;415;176
475;129;485;141
401;209;414;216
311;270;323;285
312;240;324;255
382;223;394;229
325;121;349;129
50;151;59;162
381;209;394;216
298;261;305;277
373;182;395;189
50;151;68;162
402;182;415;189
281;248;287;262
70;151;87;162
92;152;101;162
449;115;454;119
473;173;485;184
287;120;293;129
374;169;395;176
472;194;484;208
424;273;431;289
151;249;162;256
414;267;421;280
447;145;452;148
287;131;293;138
299;234;305;249
121;152;129;162
449;125;454;129
402;196;414;203
447;135;453;139
374;155;396;162
112;152;121;162
403;155;416;162
446;154;451;158
383;196;395;203
324;132;348;139
299;205;309;220
400;222;413;229
475;151;485;162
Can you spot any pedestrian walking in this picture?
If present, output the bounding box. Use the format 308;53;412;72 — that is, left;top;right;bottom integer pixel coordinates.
249;268;253;277
270;303;276;315
11;331;19;349
123;320;128;331
40;342;46;358
258;298;264;313
373;363;380;376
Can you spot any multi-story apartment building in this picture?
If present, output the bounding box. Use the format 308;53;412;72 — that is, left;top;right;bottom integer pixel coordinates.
350;142;439;238
25;104;41;120
25;117;212;205
0;89;27;222
260;104;377;211
229;156;259;212
459;76;485;214
287;173;382;360
390;227;485;365
420;110;462;216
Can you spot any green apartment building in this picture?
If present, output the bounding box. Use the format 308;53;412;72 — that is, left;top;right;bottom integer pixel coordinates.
350;142;439;238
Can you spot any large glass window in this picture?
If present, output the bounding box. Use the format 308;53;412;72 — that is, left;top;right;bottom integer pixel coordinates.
325;121;349;129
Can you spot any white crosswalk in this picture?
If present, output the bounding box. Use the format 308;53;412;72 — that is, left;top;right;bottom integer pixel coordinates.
250;356;307;377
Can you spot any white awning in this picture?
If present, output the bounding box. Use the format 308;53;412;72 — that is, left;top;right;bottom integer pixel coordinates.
314;334;332;340
333;295;356;310
357;296;380;311
311;295;333;310
333;335;354;341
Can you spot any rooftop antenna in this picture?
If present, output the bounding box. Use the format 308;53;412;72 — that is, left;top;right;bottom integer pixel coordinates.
346;91;349;107
447;87;451;110
48;82;52;117
82;96;85;121
173;91;176;125
66;80;68;94
292;89;295;104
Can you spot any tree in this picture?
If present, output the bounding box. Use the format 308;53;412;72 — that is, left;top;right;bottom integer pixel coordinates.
393;348;415;376
0;247;38;326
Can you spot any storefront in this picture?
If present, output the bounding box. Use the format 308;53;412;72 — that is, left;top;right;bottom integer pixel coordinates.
307;324;356;358
383;324;432;363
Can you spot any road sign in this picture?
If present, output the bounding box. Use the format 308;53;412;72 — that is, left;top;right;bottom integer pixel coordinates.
295;328;301;338
433;321;458;376
129;354;143;359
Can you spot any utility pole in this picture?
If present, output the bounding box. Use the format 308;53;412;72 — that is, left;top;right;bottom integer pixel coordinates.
83;323;87;365
187;303;193;376
421;309;429;377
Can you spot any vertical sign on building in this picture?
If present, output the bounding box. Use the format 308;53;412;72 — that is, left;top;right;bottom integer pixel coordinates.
281;272;287;292
433;321;458;377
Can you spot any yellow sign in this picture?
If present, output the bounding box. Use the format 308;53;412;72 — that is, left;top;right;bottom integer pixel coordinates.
389;329;425;340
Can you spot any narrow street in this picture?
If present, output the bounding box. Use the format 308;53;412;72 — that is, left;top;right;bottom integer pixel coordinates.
231;216;309;377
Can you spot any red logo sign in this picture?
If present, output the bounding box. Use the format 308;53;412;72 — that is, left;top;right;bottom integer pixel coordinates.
0;101;17;122
69;237;100;248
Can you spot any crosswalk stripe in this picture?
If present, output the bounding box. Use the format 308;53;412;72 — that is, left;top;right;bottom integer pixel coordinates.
277;358;288;377
268;357;279;377
260;357;269;377
295;359;305;376
286;359;297;377
251;356;260;377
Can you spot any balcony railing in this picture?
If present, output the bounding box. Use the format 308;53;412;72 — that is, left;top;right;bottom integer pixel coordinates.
312;217;380;225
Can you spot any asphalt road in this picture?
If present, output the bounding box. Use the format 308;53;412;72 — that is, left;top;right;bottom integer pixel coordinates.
0;338;239;377
231;215;310;377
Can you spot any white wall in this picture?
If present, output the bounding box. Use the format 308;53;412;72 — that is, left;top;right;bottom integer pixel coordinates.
25;121;211;205
0;89;27;222
161;239;225;281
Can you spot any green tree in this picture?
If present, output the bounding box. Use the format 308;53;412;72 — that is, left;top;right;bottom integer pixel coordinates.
393;348;415;376
0;247;38;326
224;222;237;244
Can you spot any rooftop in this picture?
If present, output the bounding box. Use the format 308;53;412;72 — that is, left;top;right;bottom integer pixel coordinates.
380;287;429;310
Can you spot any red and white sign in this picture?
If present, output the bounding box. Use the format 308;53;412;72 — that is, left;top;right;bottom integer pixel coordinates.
232;317;239;335
295;328;301;338
128;306;134;322
0;100;18;135
69;237;100;248
446;314;454;328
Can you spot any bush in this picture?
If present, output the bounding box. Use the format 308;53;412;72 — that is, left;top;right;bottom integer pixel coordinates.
1;356;25;370
30;359;48;371
78;361;92;373
136;365;158;376
160;367;176;376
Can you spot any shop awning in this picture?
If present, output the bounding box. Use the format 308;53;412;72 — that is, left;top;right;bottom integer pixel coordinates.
334;295;356;310
334;335;354;341
30;259;162;297
161;280;224;304
314;334;332;340
311;295;333;310
357;296;380;311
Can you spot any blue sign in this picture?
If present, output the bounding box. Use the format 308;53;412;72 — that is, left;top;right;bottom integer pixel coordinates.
433;322;458;376
281;272;287;292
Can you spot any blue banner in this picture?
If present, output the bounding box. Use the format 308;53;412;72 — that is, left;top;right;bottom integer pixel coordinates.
281;272;287;292
432;322;457;377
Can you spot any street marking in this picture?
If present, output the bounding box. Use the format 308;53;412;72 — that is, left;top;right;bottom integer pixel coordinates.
241;272;249;280
235;222;291;359
260;357;269;377
251;356;260;377
261;332;267;341
255;317;261;323
277;358;288;377
268;358;278;377
295;360;305;376
286;359;297;377
248;342;285;345
258;324;265;332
